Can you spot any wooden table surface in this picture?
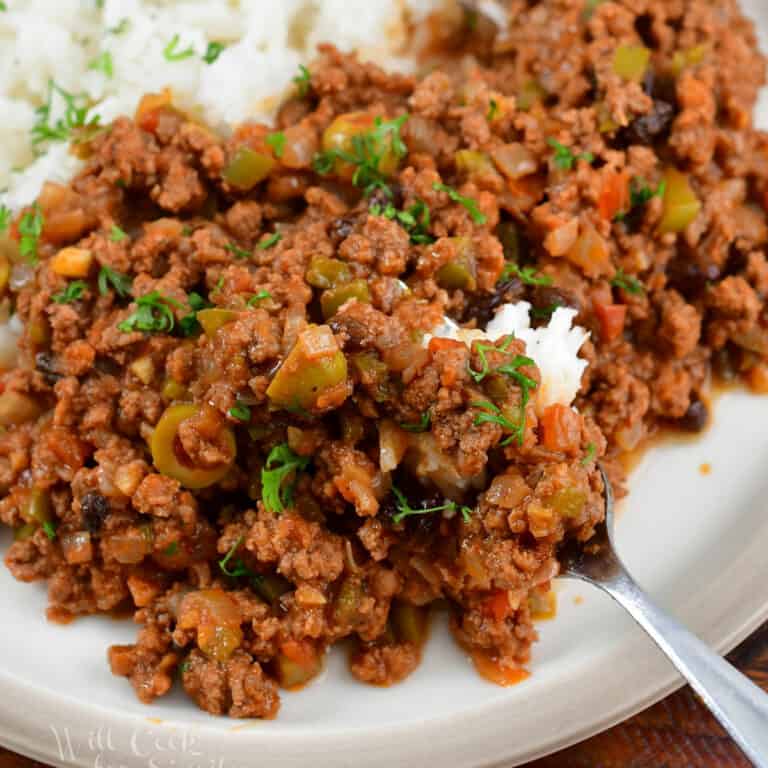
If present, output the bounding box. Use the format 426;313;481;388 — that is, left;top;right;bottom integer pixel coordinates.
2;622;766;768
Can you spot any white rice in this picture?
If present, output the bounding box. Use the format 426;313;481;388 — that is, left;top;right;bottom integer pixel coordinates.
0;0;445;209
429;304;590;412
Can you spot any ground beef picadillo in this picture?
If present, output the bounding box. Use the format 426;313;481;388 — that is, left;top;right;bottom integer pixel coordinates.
1;0;767;719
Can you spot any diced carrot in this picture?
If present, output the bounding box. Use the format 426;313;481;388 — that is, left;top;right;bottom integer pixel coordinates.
594;302;627;342
280;639;317;667
598;169;630;221
540;403;581;453
482;589;511;622
428;337;466;354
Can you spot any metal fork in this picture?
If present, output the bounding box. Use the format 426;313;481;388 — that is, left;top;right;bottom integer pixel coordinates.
559;465;768;767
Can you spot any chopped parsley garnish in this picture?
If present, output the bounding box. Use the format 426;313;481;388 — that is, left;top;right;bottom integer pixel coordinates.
472;400;523;446
88;51;114;78
497;355;537;399
370;199;435;245
266;131;285;159
109;224;127;242
180;661;191;674
0;204;11;233
202;41;226;64
467;336;514;383
31;80;102;147
52;280;87;305
400;411;430;433
228;401;251;422
260;443;310;514
225;242;251;260
18;203;44;263
615;178;667;221
117;291;182;334
163;542;179;556
500;261;553;286
178;291;212;337
42;520;57;541
610;268;644;295
247;290;272;307
531;302;562;320
163;34;195;62
432;182;486;225
257;232;282;250
293;64;312;97
313;115;409;198
487;99;499;121
547;138;594;171
390;485;472;525
472;359;536;446
581;442;597;466
219;536;252;578
98;265;132;298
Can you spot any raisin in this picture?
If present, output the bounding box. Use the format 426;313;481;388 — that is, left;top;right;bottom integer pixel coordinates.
81;492;111;533
677;399;709;432
624;100;674;145
35;352;62;385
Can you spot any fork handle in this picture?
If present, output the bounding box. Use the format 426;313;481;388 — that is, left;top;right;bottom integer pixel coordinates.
599;569;768;767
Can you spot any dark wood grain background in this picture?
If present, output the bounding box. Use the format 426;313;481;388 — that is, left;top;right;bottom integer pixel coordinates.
2;621;766;768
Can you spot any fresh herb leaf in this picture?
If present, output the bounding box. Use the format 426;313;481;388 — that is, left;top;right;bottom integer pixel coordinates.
247;290;272;307
390;485;471;525
31;80;102;147
531;302;562;320
109;224;127;242
178;291;212;337
487;99;499;121
260;443;310;514
180;660;191;674
266;131;285;159
18;203;44;263
163;34;195;62
52;280;87;304
219;536;252;578
257;232;282;250
313;115;409;198
88;51;113;78
225;242;251;260
547;138;594;171
501;262;553;286
372;198;435;245
0;204;11;233
432;182;486;225
210;276;225;297
467;336;514;383
98;265;132;298
95;0;104;8
610;268;644;295
228;401;251;422
471;400;522;446
202;41;225;64
497;355;537;401
42;520;57;541
400;411;431;432
293;64;311;97
0;2;7;10
163;541;179;556
615;177;667;221
117;291;182;334
581;442;597;466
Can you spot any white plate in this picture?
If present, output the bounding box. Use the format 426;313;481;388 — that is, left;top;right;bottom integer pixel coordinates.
2;5;768;767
